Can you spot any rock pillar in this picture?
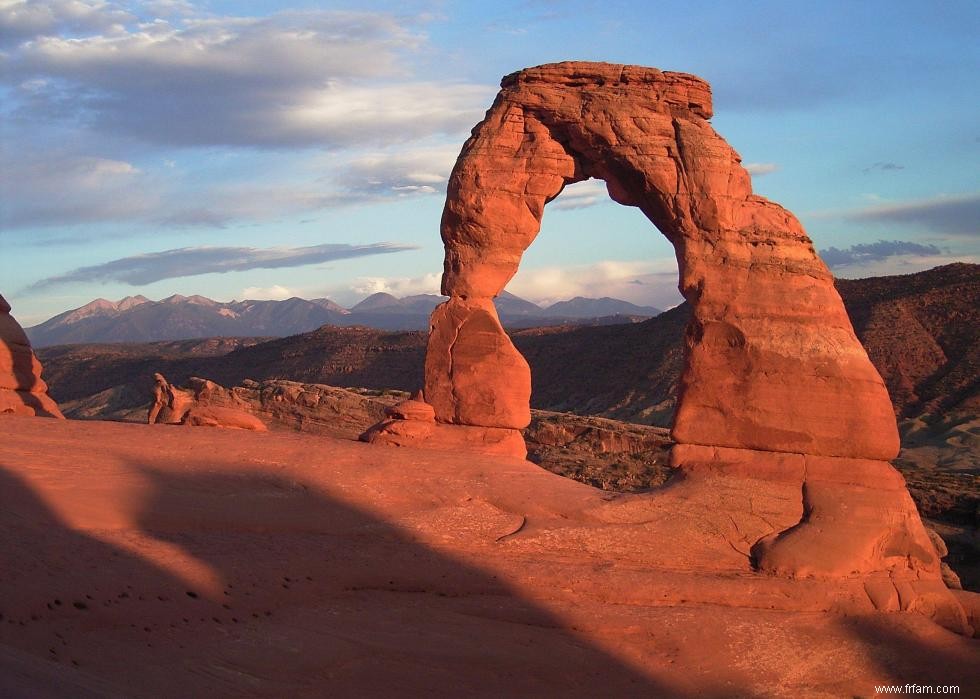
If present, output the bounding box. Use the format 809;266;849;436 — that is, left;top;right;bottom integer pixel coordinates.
0;294;64;419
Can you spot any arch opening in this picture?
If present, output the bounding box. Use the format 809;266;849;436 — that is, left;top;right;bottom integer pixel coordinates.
504;176;684;432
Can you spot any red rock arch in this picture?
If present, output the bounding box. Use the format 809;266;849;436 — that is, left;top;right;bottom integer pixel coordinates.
425;62;897;460
420;63;954;591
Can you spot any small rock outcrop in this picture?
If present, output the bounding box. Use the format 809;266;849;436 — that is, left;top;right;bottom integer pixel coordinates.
181;405;268;431
147;373;266;431
0;294;64;419
362;391;526;458
146;373;196;425
189;378;392;439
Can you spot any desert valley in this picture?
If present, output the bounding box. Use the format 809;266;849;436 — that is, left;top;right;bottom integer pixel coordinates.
2;56;979;698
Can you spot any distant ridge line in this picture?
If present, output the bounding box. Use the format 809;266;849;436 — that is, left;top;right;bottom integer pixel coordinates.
25;291;662;347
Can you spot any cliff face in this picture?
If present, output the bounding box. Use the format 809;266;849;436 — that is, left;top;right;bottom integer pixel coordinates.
837;262;979;418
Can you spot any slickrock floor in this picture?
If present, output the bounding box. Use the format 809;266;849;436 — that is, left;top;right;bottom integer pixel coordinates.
1;416;977;697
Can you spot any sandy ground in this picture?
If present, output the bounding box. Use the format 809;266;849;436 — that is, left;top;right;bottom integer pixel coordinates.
0;415;977;697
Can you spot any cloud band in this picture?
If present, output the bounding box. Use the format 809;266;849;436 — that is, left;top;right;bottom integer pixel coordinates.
28;242;419;289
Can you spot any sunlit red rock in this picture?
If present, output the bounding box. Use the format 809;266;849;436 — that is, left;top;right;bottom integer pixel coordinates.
424;297;530;429
428;61;896;459
0;294;64;419
181;405;267;431
362;389;526;458
420;62;934;586
1;415;977;694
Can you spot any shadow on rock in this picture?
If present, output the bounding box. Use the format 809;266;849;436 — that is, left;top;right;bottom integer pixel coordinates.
127;462;680;696
836;614;980;694
0;459;714;697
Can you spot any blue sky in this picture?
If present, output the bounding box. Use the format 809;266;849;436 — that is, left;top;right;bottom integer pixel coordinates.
1;0;977;325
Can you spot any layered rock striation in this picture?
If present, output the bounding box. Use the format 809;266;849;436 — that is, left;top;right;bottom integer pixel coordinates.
0;295;63;419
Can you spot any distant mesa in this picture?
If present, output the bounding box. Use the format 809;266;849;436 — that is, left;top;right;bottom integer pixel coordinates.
0;293;64;418
116;294;152;311
348;292;400;313
25;291;660;347
349;292;445;315
493;290;542;316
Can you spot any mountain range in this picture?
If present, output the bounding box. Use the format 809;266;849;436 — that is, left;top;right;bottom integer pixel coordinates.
25;291;661;346
36;264;978;428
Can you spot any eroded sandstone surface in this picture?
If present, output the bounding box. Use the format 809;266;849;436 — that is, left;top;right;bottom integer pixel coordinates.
0;416;977;696
0;294;63;419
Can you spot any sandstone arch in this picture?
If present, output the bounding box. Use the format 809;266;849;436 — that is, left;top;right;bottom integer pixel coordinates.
419;62;951;594
427;62;897;458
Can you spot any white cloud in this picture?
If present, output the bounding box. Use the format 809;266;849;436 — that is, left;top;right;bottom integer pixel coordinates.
0;6;498;231
153;144;464;227
156;181;355;228
550;179;610;210
241;284;296;301
0;0;133;46
0;153;157;228
270;82;490;149
4;9;492;148
341;145;459;197
506;258;682;309
28;242;419;289
744;162;778;176
832;252;978;279
819;240;943;269
348;272;442;298
846;192;980;238
0;145;453;231
140;0;194;18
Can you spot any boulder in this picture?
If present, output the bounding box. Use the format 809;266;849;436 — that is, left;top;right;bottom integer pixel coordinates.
385;394;436;422
181;405;268;432
362;389;526;459
361;418;526;459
